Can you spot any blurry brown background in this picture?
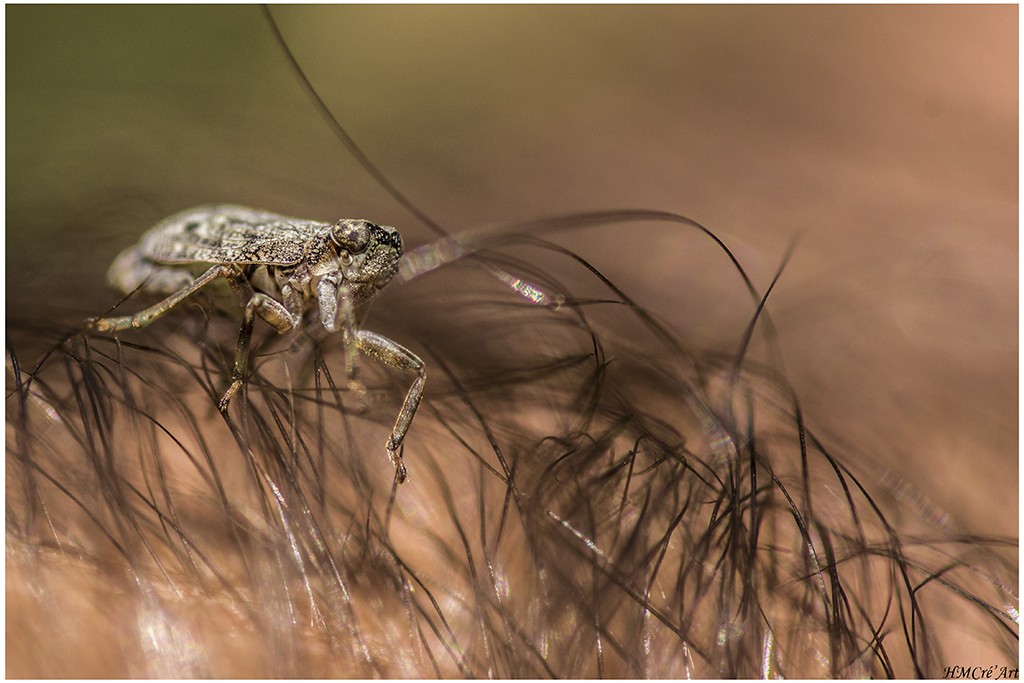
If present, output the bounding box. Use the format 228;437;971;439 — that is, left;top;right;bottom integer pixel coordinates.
7;0;1016;595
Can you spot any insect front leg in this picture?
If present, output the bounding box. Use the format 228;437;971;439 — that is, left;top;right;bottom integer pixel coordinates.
316;277;368;408
356;330;427;484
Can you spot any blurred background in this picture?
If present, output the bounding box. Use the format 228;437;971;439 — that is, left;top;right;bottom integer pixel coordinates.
7;4;1017;675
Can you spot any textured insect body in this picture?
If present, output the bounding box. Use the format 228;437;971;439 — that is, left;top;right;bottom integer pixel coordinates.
110;205;401;306
92;204;424;483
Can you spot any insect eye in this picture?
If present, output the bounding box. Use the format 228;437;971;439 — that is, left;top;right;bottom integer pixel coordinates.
331;220;371;254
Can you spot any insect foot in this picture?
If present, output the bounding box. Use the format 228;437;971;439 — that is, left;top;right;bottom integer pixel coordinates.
387;441;409;485
218;381;244;415
346;376;371;414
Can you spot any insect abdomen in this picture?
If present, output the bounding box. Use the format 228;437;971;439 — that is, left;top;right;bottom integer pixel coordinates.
107;245;195;295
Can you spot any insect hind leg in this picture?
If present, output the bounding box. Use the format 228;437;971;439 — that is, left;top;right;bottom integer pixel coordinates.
89;263;246;332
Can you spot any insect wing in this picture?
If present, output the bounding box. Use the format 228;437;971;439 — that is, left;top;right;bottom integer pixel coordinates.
140;205;326;266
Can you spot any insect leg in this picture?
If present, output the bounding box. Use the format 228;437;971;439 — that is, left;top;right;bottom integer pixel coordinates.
355;330;426;484
316;278;369;407
337;283;366;398
219;285;303;414
89;263;300;413
89;264;247;332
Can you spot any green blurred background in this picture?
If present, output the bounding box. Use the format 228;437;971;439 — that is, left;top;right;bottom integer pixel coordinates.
6;5;1017;536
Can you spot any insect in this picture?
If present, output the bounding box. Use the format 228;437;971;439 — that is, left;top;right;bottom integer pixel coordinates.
88;204;424;483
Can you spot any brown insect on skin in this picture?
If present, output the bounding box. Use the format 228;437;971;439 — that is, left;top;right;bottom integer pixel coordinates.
89;203;423;483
